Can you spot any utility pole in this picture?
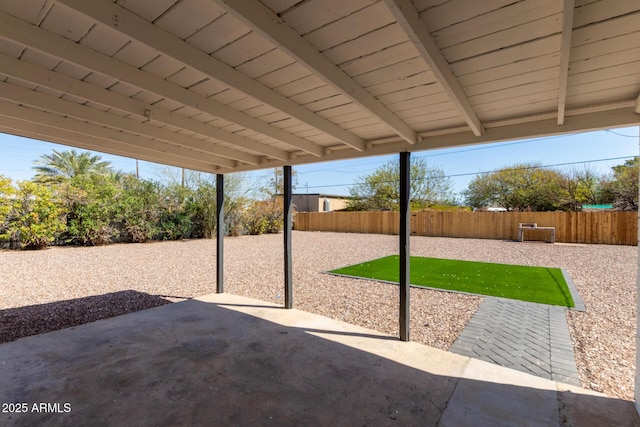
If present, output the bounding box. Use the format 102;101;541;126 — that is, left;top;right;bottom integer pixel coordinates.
181;168;185;188
135;159;139;179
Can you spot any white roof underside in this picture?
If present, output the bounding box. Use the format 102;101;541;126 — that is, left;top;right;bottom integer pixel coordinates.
0;0;639;173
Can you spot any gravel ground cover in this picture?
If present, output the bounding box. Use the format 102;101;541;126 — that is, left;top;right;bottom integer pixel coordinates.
0;231;636;400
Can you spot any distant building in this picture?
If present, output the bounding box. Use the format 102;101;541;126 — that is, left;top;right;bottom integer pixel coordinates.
291;193;351;212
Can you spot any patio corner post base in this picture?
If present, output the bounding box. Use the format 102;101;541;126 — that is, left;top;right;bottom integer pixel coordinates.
399;151;410;341
216;173;224;294
284;165;293;309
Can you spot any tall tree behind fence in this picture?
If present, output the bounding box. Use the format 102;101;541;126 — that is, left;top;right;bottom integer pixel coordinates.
294;211;638;245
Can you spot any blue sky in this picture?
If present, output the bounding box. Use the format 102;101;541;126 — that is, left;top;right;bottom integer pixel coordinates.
1;126;638;200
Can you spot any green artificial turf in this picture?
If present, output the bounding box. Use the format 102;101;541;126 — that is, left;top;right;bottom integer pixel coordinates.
329;255;574;307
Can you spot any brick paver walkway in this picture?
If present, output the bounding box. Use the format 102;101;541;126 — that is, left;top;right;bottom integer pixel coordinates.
449;297;581;386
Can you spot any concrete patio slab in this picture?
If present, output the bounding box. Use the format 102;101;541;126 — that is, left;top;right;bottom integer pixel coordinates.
0;293;637;426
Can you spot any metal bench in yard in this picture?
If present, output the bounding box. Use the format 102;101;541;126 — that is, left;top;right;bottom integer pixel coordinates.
517;223;556;244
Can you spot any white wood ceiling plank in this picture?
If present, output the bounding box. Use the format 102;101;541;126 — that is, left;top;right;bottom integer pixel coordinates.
34;85;62;98
387;93;452;112
19;47;60;69
345;120;393;138
0;0;52;25
0;38;25;57
418;0;517;31
570;32;640;62
212;32;276;68
302;2;395;52
260;0;302;15
274;76;328;98
281;0;377;35
189;79;229;97
166;67;209;89
116;0;177;23
354;58;426;88
109;81;142;98
152;97;187;112
316;103;363;119
574;0;640;28
53;61;92;80
340;116;382;130
457;53;560;88
451;35;560;76
408;116;472;132
464;67;560;98
396;103;458;120
235;49;295;79
376;83;442;103
471;83;559;108
479;101;559;122
186;13;249;54
40;3;92;42
322;24;407;64
567;84;640;106
339;41;418;77
210;88;248;106
433;0;560;49
80;24;130;57
131;91;163;105
291;86;344;105
571;12;640;47
6;76;37;90
567;76;640;97
140;54;185;79
154;0;224;40
260;111;291;124
411;0;448;13
402;108;461;124
243;104;280;119
570;48;640;75
302;94;351;113
324;110;372;125
113;40;160;69
227;97;263;112
476;91;559;116
442;14;563;63
82;72;118;89
257;63;311;88
366;72;435;97
60;92;88;105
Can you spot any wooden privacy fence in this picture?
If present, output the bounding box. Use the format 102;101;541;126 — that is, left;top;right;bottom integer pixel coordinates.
294;211;638;245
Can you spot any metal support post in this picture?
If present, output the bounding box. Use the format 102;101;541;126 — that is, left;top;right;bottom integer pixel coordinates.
399;152;411;341
284;166;293;309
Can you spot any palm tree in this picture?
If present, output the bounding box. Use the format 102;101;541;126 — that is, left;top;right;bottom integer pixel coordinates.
32;149;112;184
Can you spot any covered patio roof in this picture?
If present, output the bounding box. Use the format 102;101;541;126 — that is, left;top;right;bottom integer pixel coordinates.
0;0;638;173
1;0;640;418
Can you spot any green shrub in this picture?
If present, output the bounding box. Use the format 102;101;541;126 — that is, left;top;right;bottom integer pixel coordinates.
62;175;120;245
7;181;65;249
0;176;15;243
243;199;284;235
118;177;162;243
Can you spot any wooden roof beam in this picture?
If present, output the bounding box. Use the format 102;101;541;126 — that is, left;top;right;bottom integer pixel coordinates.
0;54;290;161
635;94;640;114
0;10;323;157
0;103;222;172
214;0;417;145
383;0;484;137
56;0;365;152
557;0;576;126
0;83;241;168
